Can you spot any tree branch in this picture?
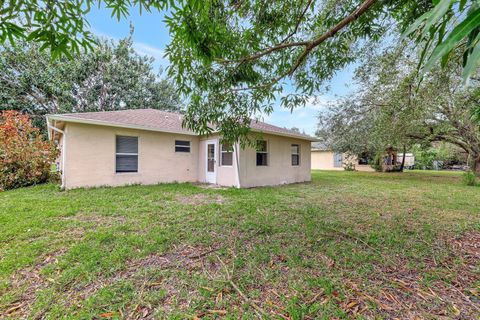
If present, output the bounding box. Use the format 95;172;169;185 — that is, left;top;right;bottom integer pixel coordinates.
407;132;472;153
228;0;378;92
279;0;314;44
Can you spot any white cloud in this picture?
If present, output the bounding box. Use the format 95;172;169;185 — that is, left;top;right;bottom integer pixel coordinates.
255;94;339;136
89;27;170;71
133;42;170;69
303;95;336;111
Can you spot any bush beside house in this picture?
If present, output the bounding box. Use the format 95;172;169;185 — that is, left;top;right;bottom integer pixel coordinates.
0;110;58;191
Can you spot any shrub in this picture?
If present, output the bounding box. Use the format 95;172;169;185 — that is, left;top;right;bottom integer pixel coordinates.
371;153;383;172
462;171;477;186
0;110;59;191
343;162;356;171
343;153;356;171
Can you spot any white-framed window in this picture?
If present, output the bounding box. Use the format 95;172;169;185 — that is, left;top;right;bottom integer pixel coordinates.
116;136;138;173
221;142;233;166
175;140;191;153
256;140;268;166
291;144;300;166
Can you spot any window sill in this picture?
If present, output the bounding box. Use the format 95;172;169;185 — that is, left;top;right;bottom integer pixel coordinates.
115;172;140;175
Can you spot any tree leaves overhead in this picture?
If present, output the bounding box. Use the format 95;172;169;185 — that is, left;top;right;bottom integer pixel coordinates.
0;1;172;58
404;0;480;81
164;0;433;142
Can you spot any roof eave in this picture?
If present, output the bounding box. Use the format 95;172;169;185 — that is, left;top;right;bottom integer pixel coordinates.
250;128;319;142
46;114;198;136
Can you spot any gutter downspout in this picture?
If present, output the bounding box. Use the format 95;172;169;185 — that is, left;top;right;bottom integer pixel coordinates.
47;119;66;189
234;142;241;188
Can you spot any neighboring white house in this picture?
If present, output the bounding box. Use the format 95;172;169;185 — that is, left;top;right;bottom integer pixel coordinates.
47;109;317;189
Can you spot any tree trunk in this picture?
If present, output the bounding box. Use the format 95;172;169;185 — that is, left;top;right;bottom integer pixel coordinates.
467;153;480;176
399;145;406;172
475;157;480;176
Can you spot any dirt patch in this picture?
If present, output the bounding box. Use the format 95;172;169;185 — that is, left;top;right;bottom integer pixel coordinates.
61;244;224;317
58;212;127;227
2;244;222;319
194;183;230;190
176;194;226;206
2;249;67;318
449;231;480;262
129;245;222;273
340;231;480;319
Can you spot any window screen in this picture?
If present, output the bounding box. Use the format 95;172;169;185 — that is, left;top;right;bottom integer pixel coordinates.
116;136;138;173
256;140;268;166
175;140;191;152
221;142;233;166
291;144;300;166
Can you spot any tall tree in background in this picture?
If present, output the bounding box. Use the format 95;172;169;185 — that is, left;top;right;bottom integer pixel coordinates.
317;45;480;173
0;30;181;129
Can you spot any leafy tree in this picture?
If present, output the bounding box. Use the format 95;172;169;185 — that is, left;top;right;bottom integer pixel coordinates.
411;143;465;170
404;0;480;81
2;0;480;138
0;31;181;129
0;110;58;190
164;0;433;141
317;44;480;173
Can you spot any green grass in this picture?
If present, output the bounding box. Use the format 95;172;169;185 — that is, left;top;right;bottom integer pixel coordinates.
1;171;479;319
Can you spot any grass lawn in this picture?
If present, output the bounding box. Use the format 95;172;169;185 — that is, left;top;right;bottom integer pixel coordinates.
0;171;479;319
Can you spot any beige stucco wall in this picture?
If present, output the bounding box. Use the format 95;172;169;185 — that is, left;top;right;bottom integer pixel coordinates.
311;150;374;172
198;134;238;187
60;122;313;189
238;134;311;188
63;122;199;189
311;151;343;170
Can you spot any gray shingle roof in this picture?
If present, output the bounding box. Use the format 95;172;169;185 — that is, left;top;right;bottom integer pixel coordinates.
311;141;330;150
56;109;194;134
48;109;317;141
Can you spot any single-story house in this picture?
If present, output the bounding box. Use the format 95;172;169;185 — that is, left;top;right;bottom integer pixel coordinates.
311;143;374;172
46;109;317;189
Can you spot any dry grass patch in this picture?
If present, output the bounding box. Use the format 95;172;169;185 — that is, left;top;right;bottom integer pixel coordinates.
176;193;227;206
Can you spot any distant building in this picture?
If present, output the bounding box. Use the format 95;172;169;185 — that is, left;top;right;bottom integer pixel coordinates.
311;143;374;172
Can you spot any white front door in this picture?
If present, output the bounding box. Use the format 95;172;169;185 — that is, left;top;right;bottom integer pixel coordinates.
205;140;217;184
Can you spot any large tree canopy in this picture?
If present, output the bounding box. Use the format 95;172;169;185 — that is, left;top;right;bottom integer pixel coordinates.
317;45;480;173
0;31;181;129
1;0;480;140
165;0;433;141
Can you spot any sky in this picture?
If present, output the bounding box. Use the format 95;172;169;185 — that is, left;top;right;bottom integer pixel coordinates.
86;6;357;136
